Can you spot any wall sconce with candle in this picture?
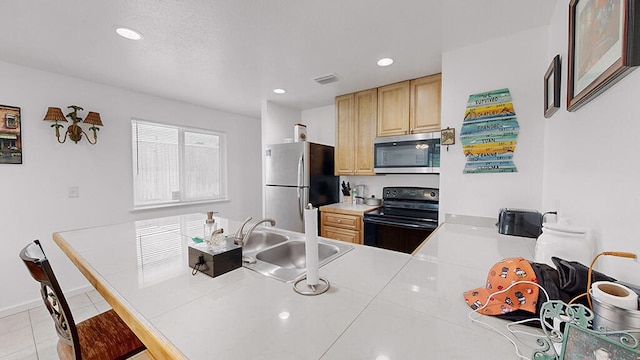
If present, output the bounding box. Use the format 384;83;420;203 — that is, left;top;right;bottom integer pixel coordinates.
43;105;103;144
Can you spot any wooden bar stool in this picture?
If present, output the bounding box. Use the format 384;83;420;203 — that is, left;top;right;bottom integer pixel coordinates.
20;240;146;360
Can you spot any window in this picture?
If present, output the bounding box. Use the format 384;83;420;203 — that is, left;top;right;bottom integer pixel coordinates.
5;114;17;128
131;119;227;209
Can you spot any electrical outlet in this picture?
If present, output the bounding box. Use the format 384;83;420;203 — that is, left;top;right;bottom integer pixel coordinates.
68;186;79;198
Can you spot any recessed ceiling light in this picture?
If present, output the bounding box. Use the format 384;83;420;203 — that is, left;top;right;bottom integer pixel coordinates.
377;58;394;67
273;88;286;94
116;27;143;40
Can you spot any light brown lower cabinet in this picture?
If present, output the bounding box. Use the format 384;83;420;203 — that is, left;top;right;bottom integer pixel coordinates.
320;211;363;244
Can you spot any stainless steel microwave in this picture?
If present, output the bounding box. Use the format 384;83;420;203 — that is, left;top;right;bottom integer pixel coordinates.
373;133;441;174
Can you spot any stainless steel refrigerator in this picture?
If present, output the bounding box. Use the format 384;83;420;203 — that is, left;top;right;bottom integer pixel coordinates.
265;142;338;233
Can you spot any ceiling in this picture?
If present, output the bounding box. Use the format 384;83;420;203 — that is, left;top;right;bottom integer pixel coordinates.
0;0;558;118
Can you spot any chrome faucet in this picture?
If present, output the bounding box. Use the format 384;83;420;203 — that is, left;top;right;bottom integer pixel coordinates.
234;217;252;245
236;218;276;247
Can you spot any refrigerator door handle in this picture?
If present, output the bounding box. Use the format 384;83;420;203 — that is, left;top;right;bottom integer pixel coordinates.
297;187;304;221
297;153;304;188
297;153;304;221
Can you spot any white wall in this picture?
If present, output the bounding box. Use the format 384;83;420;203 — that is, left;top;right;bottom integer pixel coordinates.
0;61;262;315
439;7;640;283
261;101;302;146
439;27;548;221
541;2;640;282
301;105;335;146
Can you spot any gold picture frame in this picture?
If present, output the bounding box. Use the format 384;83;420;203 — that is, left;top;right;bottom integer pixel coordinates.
441;127;455;146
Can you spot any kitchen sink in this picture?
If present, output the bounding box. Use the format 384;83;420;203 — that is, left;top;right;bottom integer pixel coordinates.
255;241;339;269
241;229;353;282
242;230;289;253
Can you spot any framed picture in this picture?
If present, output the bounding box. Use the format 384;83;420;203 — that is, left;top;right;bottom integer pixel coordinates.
441;127;455;145
544;55;561;118
567;0;640;112
0;104;22;164
560;323;640;359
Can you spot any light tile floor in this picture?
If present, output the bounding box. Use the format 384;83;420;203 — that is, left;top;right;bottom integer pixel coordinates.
0;290;152;360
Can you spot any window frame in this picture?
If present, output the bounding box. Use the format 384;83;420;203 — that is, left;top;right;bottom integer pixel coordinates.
131;119;228;210
5;114;17;128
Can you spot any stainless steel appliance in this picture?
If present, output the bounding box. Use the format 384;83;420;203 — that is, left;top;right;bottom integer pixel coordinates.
373;133;441;174
265;142;338;233
363;187;439;253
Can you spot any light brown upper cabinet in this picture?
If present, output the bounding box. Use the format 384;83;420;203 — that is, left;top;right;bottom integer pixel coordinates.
377;73;442;137
377;81;410;137
335;94;355;175
335;89;377;176
410;73;442;133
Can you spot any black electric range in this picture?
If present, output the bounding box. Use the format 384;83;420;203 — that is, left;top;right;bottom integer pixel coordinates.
363;187;439;253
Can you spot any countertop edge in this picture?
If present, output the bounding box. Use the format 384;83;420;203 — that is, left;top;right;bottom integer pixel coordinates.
411;222;443;256
53;232;187;360
319;203;381;216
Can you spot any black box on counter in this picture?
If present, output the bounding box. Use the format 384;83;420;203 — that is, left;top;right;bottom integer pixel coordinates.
188;241;242;278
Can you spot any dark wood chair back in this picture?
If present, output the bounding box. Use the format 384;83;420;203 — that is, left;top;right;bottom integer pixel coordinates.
20;240;81;358
20;240;146;360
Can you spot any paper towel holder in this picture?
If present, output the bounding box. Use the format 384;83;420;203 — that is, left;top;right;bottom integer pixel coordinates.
293;203;331;296
293;277;330;296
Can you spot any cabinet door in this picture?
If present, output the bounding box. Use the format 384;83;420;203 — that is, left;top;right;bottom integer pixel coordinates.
377;81;410;137
410;74;441;134
335;94;355;175
354;89;377;175
321;226;360;244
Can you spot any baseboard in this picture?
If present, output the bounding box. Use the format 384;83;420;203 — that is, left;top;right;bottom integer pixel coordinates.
0;284;93;318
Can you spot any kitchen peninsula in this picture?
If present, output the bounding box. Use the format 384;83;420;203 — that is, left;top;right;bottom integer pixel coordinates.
53;213;542;359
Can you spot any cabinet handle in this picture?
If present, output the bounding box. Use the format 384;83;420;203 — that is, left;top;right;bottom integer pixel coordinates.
337;219;342;223
403;129;408;134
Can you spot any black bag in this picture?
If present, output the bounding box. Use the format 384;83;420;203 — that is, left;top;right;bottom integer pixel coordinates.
551;256;617;298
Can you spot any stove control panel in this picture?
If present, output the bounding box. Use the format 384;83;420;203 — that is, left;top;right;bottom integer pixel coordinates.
383;187;439;201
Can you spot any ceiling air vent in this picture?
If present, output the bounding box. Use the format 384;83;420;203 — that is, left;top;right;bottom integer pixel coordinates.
314;73;339;85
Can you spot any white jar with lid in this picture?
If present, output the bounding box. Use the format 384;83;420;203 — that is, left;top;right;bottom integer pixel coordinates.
534;222;593;268
294;123;307;142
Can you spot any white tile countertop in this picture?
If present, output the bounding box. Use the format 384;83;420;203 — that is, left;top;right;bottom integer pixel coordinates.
53;213;543;359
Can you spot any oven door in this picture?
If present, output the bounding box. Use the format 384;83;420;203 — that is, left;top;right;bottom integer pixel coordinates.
363;216;437;254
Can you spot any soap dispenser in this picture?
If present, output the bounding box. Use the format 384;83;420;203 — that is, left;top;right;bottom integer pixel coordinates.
204;211;223;247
